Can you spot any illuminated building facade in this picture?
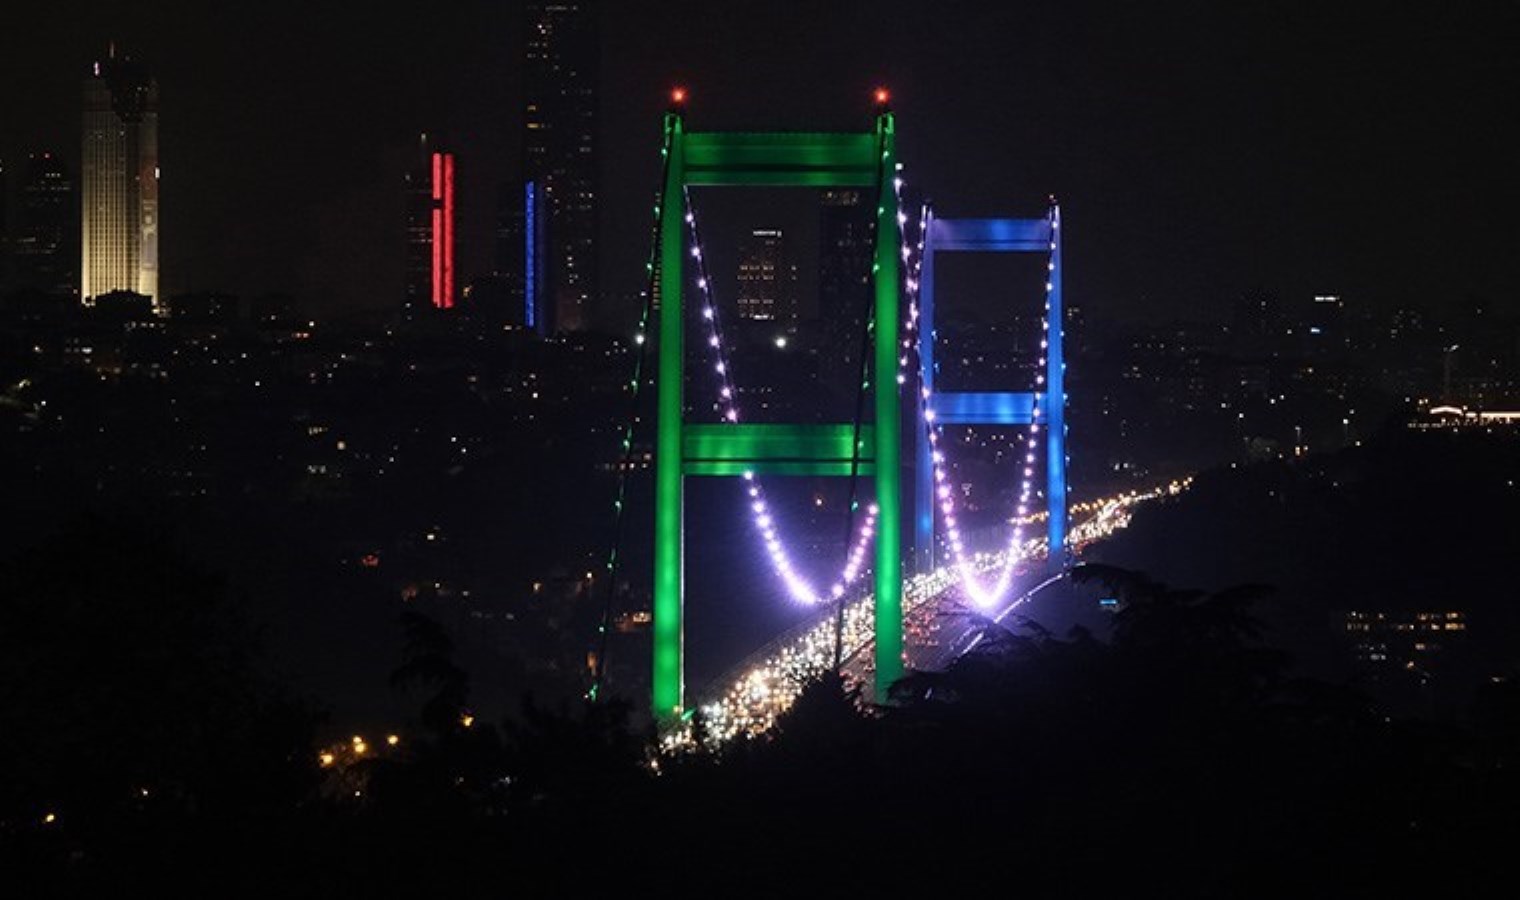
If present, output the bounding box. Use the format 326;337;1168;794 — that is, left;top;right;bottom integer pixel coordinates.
524;180;549;332
524;2;598;331
735;228;796;328
489;179;548;332
81;52;158;304
403;136;456;318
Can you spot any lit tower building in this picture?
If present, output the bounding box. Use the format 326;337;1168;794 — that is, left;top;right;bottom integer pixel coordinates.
13;153;78;298
81;51;158;304
818;189;874;396
403;135;456;319
496;179;550;332
524;1;598;331
735;228;797;328
493;183;527;323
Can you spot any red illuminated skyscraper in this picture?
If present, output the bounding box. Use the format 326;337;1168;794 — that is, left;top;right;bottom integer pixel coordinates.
404;134;456;319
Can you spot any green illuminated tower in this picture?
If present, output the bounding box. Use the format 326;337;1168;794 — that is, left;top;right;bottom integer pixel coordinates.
651;102;902;721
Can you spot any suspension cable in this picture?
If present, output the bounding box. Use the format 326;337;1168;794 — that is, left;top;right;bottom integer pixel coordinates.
687;189;887;611
832;127;893;672
588;119;676;703
682;189;878;608
904;201;1052;607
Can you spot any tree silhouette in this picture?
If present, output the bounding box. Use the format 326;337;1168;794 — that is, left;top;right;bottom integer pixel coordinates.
0;514;315;893
390;610;471;738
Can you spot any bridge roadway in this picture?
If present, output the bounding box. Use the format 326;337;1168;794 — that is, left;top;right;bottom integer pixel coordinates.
669;479;1190;749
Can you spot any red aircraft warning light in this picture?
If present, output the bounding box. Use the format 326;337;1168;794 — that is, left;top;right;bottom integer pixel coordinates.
670;86;688;107
873;87;891;107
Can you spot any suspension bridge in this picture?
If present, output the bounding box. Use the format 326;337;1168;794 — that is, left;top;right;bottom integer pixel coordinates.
591;89;1184;731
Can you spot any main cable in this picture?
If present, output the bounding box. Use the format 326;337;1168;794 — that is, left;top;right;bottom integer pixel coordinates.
588;119;676;702
832;127;894;673
682;188;878;608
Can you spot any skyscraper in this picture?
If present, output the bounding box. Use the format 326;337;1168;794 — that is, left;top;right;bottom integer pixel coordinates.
494;179;550;333
524;2;598;332
494;181;526;317
12;153;77;298
81;51;158;304
735;228;797;327
818;189;874;396
402;135;457;319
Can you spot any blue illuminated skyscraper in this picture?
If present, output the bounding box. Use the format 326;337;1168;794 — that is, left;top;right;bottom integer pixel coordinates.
492;179;549;334
524;1;598;331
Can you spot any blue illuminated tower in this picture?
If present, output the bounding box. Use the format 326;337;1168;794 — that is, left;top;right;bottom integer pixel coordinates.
914;202;1066;572
524;180;549;333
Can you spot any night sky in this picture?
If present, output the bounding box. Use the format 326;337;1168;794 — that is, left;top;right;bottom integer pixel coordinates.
3;1;1515;322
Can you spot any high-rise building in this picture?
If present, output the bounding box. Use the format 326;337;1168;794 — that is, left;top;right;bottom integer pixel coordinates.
81;51;158;304
524;2;598;331
523;180;549;332
818;189;874;396
494;181;526;316
494;179;550;333
735;228;797;327
12;153;77;298
403;135;457;319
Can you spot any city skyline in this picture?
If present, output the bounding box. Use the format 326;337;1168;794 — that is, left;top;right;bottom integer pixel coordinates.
0;1;1512;325
4;6;1520;889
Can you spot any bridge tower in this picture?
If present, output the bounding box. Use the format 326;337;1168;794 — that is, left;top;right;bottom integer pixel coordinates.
913;203;1066;573
651;98;905;721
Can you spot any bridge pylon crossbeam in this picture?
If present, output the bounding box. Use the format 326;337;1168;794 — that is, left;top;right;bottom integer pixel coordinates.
652;108;904;722
913;208;1067;574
